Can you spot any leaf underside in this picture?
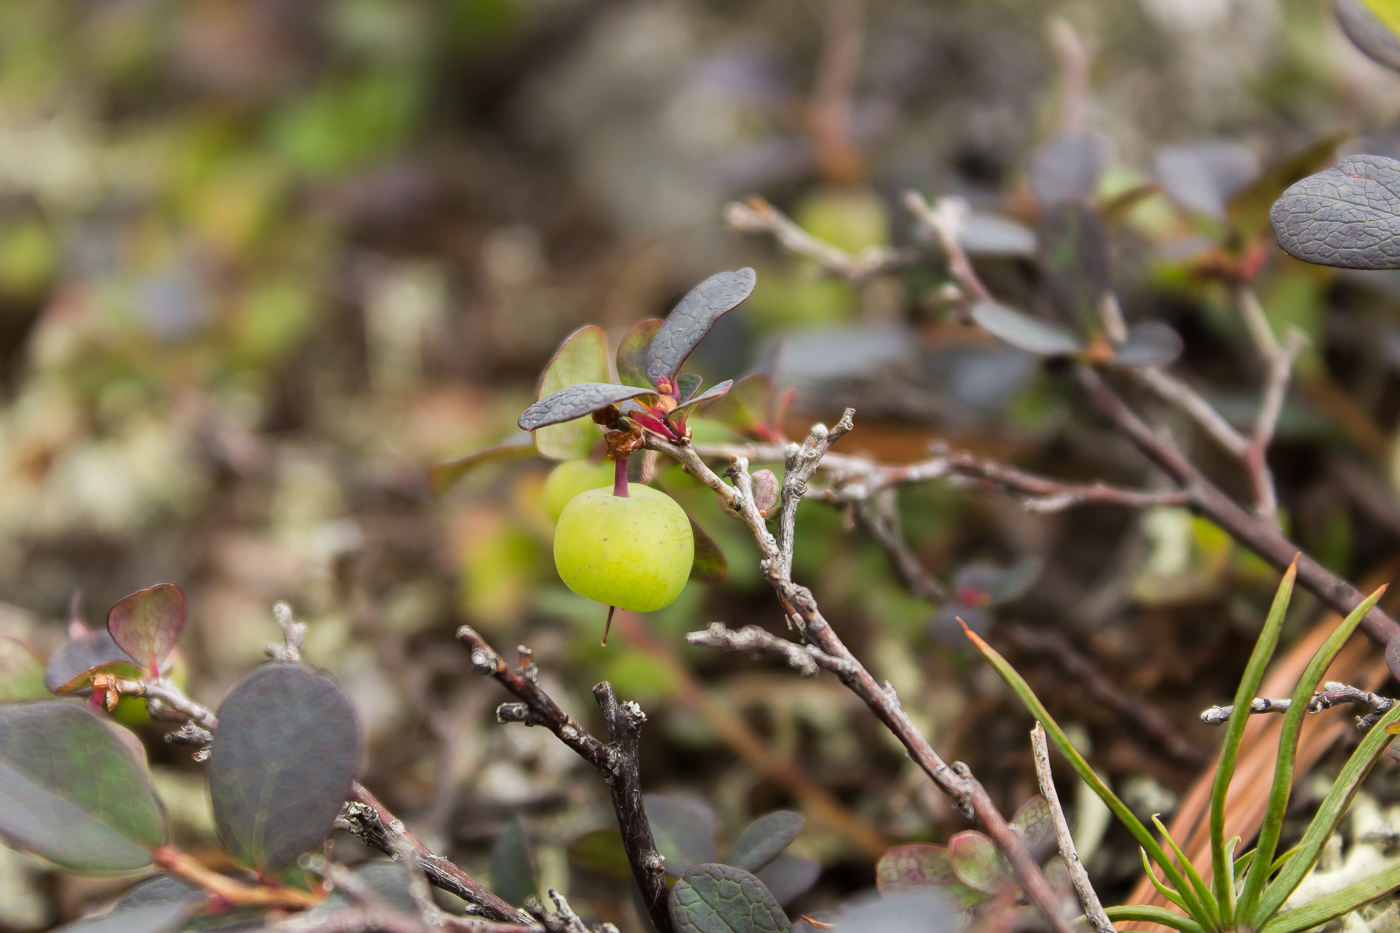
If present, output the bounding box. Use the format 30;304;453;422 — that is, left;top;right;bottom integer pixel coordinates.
0;700;164;872
207;663;362;873
669;862;792;933
106;584;185;676
646;269;756;387
519;383;655;432
1271;154;1400;269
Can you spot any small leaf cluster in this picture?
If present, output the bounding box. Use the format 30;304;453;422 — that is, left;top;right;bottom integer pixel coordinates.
0;585;366;932
967;565;1400;933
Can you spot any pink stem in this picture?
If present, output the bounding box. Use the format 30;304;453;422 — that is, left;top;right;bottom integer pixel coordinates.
613;454;630;497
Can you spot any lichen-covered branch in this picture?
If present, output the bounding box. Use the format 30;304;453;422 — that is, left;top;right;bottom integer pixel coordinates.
1030;724;1113;933
1201;682;1395;728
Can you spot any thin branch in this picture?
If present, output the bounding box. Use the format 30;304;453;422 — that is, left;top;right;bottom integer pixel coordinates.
686;621;855;679
456;628;672;933
1031;724;1113;933
1245;328;1307;524
1235;285;1281;361
1200;682;1395;727
725;197;915;284
905;192;993;304
1046;17;1090;134
267;601;307;662
1133;367;1249;458
655;417;1075;933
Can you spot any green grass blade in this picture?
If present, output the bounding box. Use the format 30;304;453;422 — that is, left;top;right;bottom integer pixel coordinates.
1211;560;1296;911
1258;861;1400;933
963;624;1209;924
1252;700;1400;925
1104;905;1206;933
1153;816;1222;929
1236;584;1387;926
1142;848;1194;916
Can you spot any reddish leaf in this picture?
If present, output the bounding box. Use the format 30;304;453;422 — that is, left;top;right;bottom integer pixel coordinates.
1012;796;1054;852
107;584;185;678
646;269;756;387
750;469;779;515
947;830;1012;894
45;630;139;694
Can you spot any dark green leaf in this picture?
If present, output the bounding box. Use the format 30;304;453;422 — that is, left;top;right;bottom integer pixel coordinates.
835;890;965;933
0;700;164;871
647;269;756;387
491;815;538;908
947;831;1011;894
1338;0;1400;73
1154;142;1260;222
677;380;735;412
55;875;204;933
970;301;1082;357
428;436;537;495
1028;129;1113;206
754;854;819;907
0;637;48;701
1038;201;1111;333
618;318;664;388
533;325;613;459
45;630;137;694
1271;154;1400;269
519;383;655;432
669;863;792;933
107;584;185;678
646;793;720;876
1113;321;1184;369
207;663;362;873
689;515;729;584
729;811;803;873
677;374;704;403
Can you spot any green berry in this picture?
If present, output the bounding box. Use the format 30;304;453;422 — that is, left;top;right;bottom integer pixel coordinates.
554;486;694;612
543;459;617;522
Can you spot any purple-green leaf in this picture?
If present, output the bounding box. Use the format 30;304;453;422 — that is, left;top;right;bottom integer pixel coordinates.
689;515;729;584
947;830;1012;894
1039;200;1111;333
55;875;205;933
0;701;164;872
490;816;538;908
729;811;803;873
45;630;139;695
107;584;185;678
750;469;779;515
519;383;656;432
1271;154;1400;270
428;436;537;495
970;301;1082;357
677;380;735;412
669;863;792;933
646;269;756;387
1154;142;1260;222
207;663;362;873
1113;321;1184;369
1234;133;1348;238
1028;129;1113;206
754;854;819;906
533;325;613;459
646;793;720;876
677;373;704;403
875;844;990;909
1012;796;1054;853
0;637;47;701
1337;0;1400;73
1387;633;1400;684
618;318;664;388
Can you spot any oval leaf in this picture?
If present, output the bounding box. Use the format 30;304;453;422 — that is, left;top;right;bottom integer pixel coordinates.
207;663;362;873
1338;0;1400;72
961;213;1038;256
754;854;819;907
1271;154;1400;269
700;372;774;437
750;469;779;515
520;383;655;432
1232;133;1348;238
0;700;164;871
44;630;138;694
618;318;664;388
677;373;704;403
689;515;729;585
0;637;48;702
677;379;735;412
1011;796;1054;853
1154;142;1260;222
669;863;792;933
875;843;990;909
490;815;538;908
107;584;185;678
970;301;1082;357
646;793;720;876
1113;321;1184;369
429;436;537;495
1028;129;1113;206
56;875;205;933
947;830;1012;894
646;269;756;387
729;811;803;873
533;325;612;459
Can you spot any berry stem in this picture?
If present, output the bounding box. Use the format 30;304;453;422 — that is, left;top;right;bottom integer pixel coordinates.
613;453;630;497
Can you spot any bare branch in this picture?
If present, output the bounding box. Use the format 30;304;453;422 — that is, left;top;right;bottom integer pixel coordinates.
725;197;915;284
686;622;855;678
1201;682;1395;728
905;192;993;304
1047;17;1090;134
267;601;306;662
1245;328;1307;524
456;628;672;933
1031;724;1113;933
1133;368;1250;458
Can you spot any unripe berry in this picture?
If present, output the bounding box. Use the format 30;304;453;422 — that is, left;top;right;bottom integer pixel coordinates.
553;486;694;612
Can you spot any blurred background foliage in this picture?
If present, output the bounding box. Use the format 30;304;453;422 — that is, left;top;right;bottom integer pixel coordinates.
9;0;1400;929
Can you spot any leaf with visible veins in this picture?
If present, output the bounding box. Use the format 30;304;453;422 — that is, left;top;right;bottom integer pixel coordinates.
519;383;657;431
106;584;185;678
647;269;756;387
1271;154;1400;269
668;863;792;933
207;663;362;873
45;630;139;695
